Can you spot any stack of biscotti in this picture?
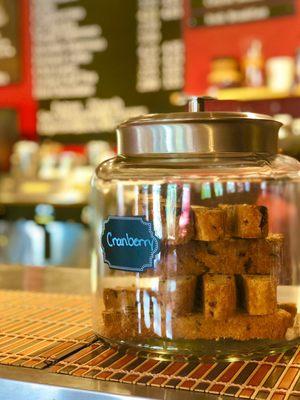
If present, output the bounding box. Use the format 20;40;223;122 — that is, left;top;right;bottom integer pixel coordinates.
169;204;293;340
100;201;295;341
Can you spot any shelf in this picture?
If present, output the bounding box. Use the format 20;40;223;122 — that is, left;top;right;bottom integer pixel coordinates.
215;86;300;101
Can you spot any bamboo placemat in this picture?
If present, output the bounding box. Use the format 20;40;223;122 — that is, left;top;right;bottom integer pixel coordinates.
1;289;300;399
51;341;300;399
0;290;96;368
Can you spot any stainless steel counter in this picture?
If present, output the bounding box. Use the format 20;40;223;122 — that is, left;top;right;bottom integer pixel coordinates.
0;265;231;400
0;364;231;400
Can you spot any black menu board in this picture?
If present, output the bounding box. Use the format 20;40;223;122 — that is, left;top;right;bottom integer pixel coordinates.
0;0;21;85
189;0;296;27
31;0;184;140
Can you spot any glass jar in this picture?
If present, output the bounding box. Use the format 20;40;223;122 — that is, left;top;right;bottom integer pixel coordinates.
91;98;300;361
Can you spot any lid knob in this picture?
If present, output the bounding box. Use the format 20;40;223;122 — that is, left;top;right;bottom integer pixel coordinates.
188;96;215;112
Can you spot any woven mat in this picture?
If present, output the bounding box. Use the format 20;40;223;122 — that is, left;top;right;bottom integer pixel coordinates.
1;290;300;399
0;290;97;368
51;342;300;399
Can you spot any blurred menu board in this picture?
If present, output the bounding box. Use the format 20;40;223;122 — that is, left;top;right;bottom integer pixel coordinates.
0;0;21;86
30;0;184;139
189;0;296;27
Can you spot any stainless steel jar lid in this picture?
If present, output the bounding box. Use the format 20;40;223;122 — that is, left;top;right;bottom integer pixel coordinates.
117;98;281;156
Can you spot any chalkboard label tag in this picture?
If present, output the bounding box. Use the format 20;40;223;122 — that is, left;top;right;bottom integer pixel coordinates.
101;216;161;272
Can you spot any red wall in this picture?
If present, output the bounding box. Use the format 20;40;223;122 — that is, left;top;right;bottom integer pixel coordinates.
0;0;36;139
184;0;300;94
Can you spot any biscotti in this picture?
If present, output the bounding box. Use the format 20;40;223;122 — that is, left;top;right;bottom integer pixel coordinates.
103;287;138;311
192;206;225;241
194;239;248;274
203;274;236;319
220;204;268;238
173;309;292;340
153;234;283;277
192;204;269;241
101;309;293;341
249;234;284;274
158;276;197;315
174;234;283;275
157;243;208;276
101;311;157;340
103;276;196;316
155;240;246;276
242;275;277;315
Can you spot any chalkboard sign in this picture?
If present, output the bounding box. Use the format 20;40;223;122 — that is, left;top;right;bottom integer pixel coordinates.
0;0;21;85
101;216;161;272
189;0;296;27
31;0;184;140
